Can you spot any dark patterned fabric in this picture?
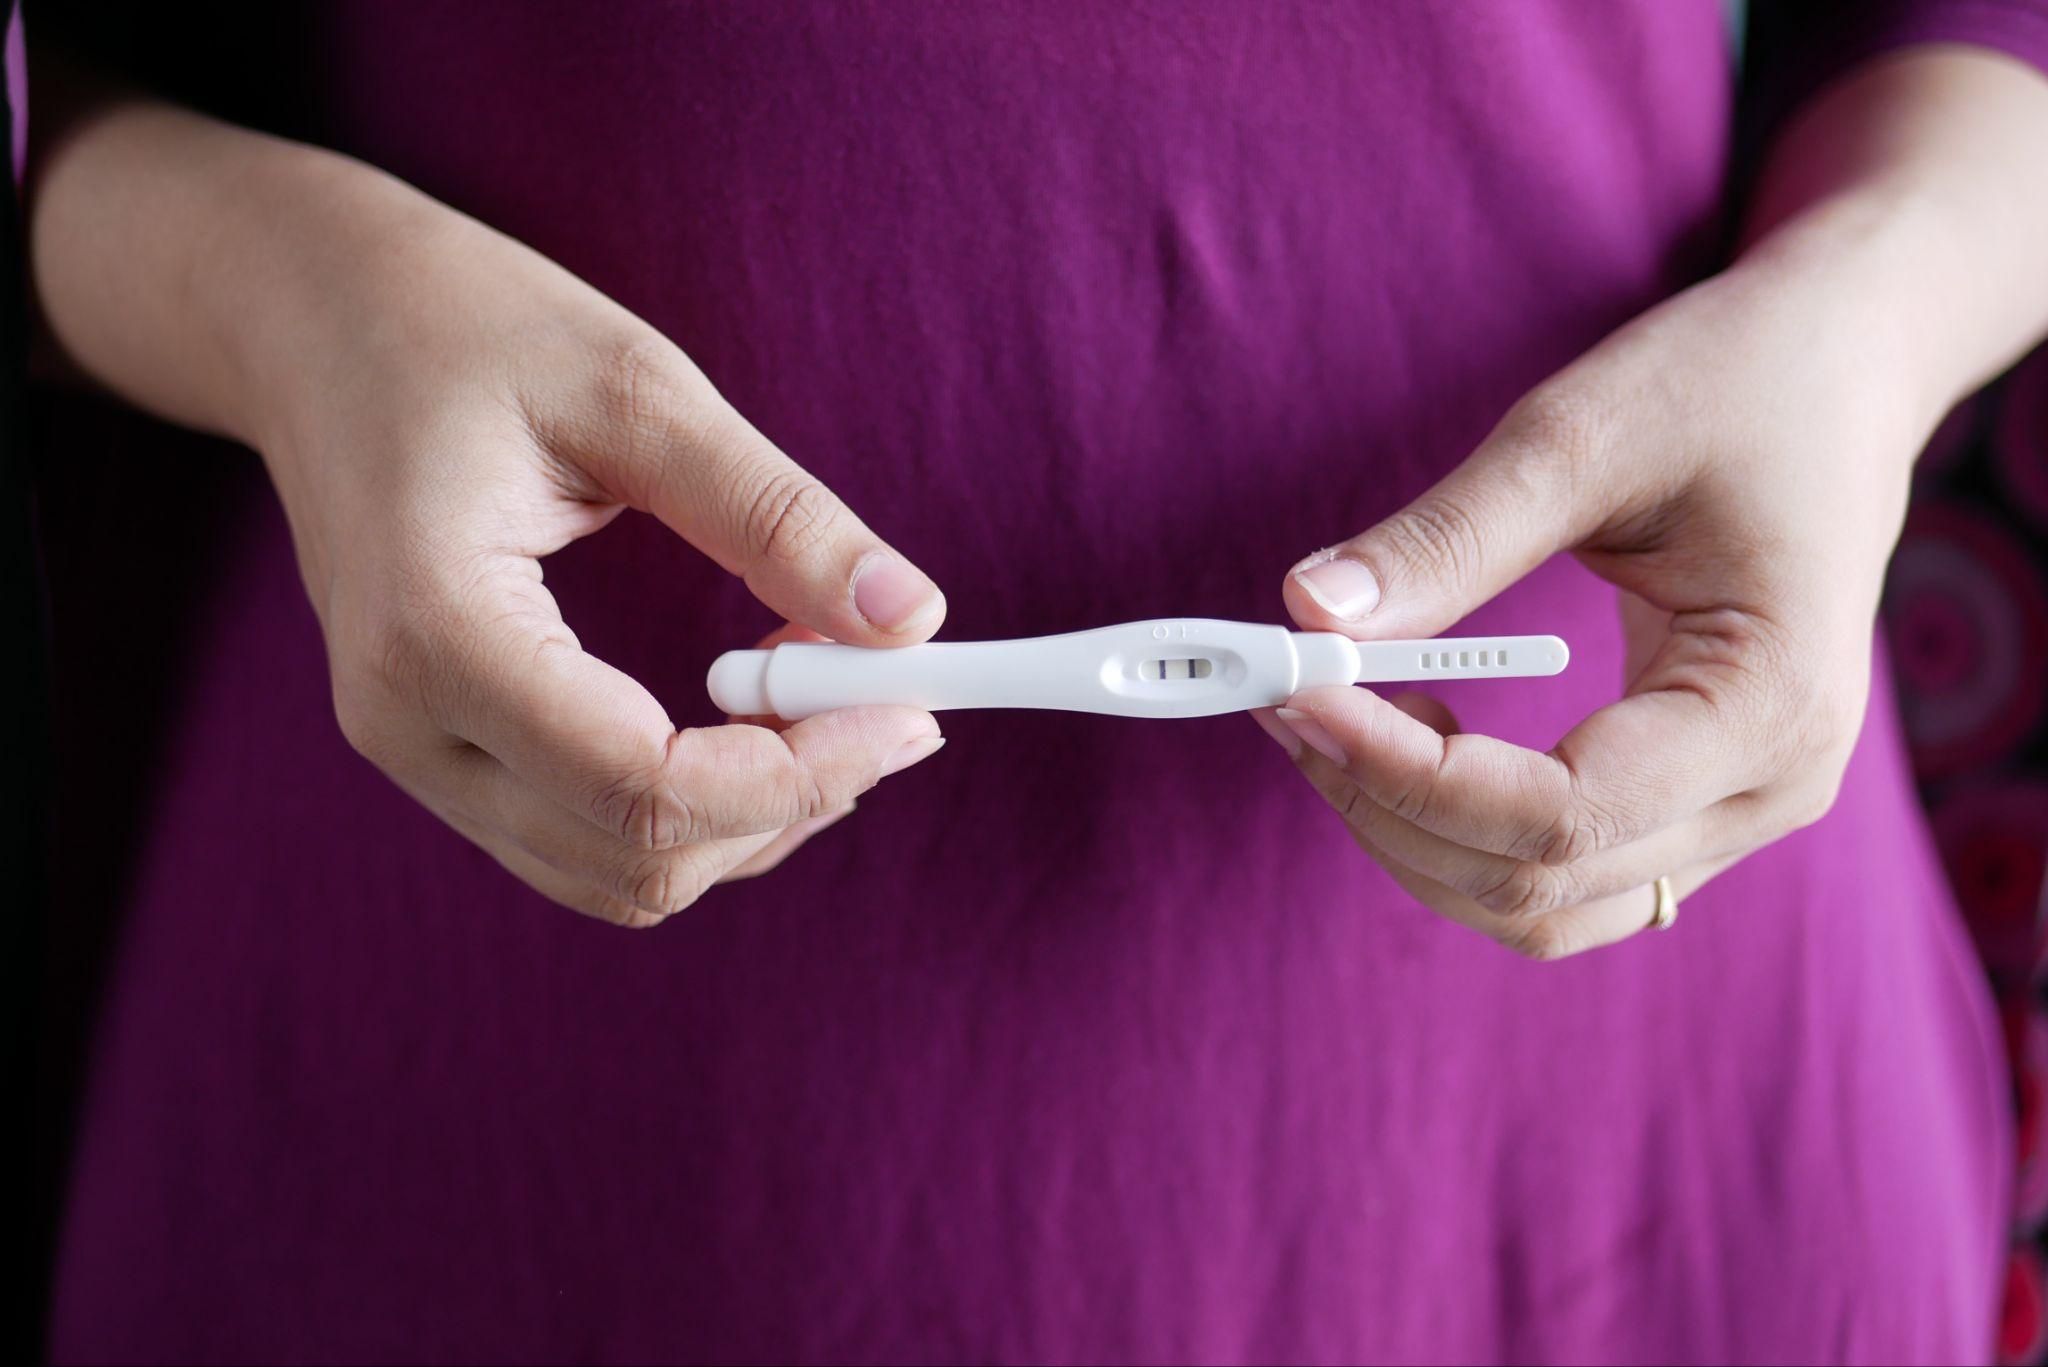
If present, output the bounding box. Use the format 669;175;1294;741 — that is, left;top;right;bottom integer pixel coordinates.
1889;351;2048;1364
3;2;52;1361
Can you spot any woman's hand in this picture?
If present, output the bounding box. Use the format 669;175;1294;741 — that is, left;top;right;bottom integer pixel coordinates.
1253;48;2048;959
1257;254;1916;958
32;100;951;927
269;183;961;928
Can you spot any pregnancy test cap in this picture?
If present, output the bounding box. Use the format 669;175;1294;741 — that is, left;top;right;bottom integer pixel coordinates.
709;618;1567;720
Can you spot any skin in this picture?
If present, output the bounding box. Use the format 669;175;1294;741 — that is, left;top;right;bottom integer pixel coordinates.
31;85;955;929
26;46;2048;948
1260;48;2048;957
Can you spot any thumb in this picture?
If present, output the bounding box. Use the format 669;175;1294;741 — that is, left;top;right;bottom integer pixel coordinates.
1283;399;1605;638
583;340;945;646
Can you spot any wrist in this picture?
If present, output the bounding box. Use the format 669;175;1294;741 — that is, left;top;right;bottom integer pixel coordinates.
202;142;461;460
1727;182;1975;446
1733;48;2048;438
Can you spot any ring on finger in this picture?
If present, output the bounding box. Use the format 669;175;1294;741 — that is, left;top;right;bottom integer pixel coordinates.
1649;875;1679;931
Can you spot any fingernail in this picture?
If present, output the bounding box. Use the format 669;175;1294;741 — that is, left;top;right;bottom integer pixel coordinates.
1293;553;1380;620
1274;708;1347;766
852;553;943;633
879;734;946;778
1252;708;1303;759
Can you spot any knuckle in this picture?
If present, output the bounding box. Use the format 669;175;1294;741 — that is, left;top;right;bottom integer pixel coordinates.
793;759;836;823
1530;802;1599;866
1514;757;1616;865
748;731;843;830
706;724;830;828
606;776;705;851
582;330;732;494
344;562;494;710
1380;748;1451;828
361;603;442;701
593;735;708;851
620;849;712;918
1382;773;1432;827
1376;495;1488;598
741;467;842;570
329;601;456;765
1501;381;1610;469
594;330;699;445
1498;917;1587;964
1472;860;1570;919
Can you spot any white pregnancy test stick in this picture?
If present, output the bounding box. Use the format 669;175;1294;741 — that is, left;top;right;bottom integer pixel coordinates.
707;618;1567;720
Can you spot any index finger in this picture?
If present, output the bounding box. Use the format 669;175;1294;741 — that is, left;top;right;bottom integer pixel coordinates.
556;335;946;644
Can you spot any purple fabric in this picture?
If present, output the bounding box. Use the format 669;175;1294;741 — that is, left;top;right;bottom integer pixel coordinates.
32;3;2048;1362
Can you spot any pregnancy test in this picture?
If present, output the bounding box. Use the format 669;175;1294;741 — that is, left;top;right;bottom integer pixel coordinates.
707;618;1567;720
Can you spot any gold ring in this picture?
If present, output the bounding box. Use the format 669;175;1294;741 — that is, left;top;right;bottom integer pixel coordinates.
1649;876;1679;931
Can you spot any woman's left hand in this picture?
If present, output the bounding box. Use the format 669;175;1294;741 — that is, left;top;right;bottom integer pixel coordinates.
1254;49;2048;960
1255;222;1940;959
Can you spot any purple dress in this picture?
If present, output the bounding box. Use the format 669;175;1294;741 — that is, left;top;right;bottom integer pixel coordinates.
30;3;2048;1362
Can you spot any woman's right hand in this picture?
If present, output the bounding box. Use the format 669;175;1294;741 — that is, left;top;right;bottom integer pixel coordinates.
186;135;950;926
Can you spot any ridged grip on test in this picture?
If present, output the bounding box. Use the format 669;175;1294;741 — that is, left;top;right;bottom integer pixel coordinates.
1352;634;1569;682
